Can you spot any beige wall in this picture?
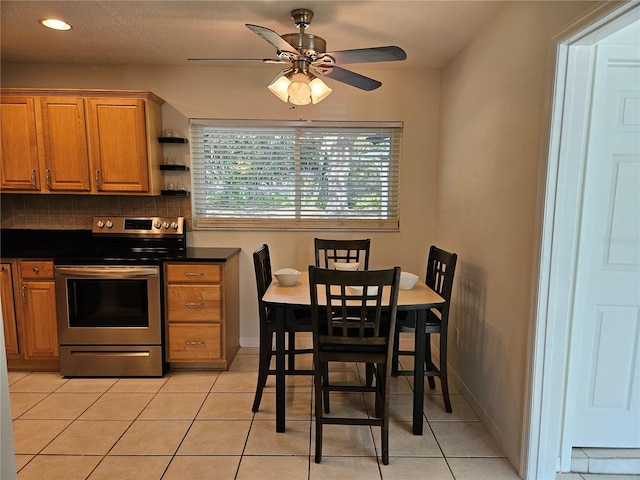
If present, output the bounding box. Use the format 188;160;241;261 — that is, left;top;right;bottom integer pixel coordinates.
436;0;595;470
1;63;441;348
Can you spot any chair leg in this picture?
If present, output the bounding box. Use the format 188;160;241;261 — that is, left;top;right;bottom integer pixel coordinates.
314;366;324;463
374;364;384;418
439;330;452;413
424;333;436;390
391;327;400;376
322;361;330;414
252;332;273;412
366;362;374;387
381;367;390;465
381;415;389;465
288;331;296;371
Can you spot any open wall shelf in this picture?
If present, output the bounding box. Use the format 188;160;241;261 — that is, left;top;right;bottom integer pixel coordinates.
160;165;189;171
161;190;190;197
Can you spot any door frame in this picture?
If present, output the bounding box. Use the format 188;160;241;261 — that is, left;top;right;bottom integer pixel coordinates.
522;2;639;479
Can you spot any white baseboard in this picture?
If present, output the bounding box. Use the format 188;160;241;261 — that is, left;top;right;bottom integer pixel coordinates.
240;337;260;348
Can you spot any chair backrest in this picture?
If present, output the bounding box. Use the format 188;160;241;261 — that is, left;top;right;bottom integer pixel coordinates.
309;266;400;353
425;245;457;314
314;238;371;270
253;244;273;323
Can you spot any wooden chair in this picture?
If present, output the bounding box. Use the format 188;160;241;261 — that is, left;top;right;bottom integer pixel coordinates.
314;237;373;384
314;238;371;270
309;265;401;464
391;245;457;413
251;244;313;413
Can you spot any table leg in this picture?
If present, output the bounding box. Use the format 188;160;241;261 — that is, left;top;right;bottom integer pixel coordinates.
412;308;426;435
276;307;286;432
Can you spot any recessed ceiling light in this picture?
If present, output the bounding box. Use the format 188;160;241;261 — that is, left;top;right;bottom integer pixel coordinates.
40;18;72;31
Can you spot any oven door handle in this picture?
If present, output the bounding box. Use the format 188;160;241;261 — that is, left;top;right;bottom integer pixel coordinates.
55;266;159;278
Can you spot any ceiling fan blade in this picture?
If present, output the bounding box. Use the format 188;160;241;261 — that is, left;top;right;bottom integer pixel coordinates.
315;65;382;91
320;46;407;65
246;24;300;58
187;57;288;64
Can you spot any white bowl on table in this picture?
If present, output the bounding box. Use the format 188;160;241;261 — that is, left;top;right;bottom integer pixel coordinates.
274;268;301;287
347;285;379;295
334;261;360;271
399;271;419;290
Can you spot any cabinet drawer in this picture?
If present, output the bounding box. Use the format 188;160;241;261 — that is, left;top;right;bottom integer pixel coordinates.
166;264;221;284
19;261;54;280
167;284;221;322
168;323;221;361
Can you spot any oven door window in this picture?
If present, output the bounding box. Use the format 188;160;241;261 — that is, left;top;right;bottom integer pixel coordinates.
67;279;150;328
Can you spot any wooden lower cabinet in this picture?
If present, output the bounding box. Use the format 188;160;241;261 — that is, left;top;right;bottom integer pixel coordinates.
164;258;239;369
1;258;59;370
1;261;20;359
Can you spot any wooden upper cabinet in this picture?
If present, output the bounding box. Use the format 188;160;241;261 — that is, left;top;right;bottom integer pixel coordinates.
0;89;164;195
87;97;151;193
0;96;41;191
40;96;92;192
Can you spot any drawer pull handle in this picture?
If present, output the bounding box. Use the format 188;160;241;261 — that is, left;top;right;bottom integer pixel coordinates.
30;169;37;189
32;267;39;274
184;272;205;277
185;341;205;346
184;302;204;308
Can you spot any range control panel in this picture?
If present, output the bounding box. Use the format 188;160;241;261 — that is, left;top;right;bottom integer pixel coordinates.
92;217;185;235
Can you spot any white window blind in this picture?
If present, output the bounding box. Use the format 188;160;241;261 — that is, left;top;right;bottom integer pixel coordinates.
189;119;402;230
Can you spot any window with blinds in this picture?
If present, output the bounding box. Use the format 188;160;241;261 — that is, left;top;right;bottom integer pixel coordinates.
189;119;402;230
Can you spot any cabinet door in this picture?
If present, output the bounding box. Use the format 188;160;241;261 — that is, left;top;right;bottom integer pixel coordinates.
0;96;41;191
87;98;150;193
40;96;91;192
21;280;58;359
0;263;20;358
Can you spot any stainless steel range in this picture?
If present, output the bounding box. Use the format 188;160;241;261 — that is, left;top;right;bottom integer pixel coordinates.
54;216;186;377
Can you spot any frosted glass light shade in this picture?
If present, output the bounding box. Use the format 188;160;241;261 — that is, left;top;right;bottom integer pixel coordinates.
267;74;292;103
309;78;332;104
287;72;312;105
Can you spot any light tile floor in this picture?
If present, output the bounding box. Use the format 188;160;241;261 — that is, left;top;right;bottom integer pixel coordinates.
8;343;638;480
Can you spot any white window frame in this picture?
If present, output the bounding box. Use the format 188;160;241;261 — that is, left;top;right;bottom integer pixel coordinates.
189;119;402;231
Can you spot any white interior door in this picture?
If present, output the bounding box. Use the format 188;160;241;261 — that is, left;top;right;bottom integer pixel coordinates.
570;43;640;447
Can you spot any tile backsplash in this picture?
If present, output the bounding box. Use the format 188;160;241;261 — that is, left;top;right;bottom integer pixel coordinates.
0;194;192;230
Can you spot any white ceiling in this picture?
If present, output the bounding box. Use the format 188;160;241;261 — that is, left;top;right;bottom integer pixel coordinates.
0;1;507;71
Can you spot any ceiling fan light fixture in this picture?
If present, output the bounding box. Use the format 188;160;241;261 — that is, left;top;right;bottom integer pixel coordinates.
267;69;331;105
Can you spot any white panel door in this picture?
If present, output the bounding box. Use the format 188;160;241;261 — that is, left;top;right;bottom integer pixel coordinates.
571;44;640;447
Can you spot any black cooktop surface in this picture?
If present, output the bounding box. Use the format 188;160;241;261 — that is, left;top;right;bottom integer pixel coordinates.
54;246;188;265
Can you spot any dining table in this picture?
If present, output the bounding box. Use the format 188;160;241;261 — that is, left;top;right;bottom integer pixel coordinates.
262;270;445;435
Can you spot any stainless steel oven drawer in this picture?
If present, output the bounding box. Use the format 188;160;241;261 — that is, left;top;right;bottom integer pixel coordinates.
59;345;165;377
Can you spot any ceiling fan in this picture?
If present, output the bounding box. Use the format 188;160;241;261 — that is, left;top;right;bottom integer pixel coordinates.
188;8;407;105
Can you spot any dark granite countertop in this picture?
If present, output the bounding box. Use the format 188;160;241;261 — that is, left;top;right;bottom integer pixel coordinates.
1;229;92;259
1;229;240;262
183;247;240;262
